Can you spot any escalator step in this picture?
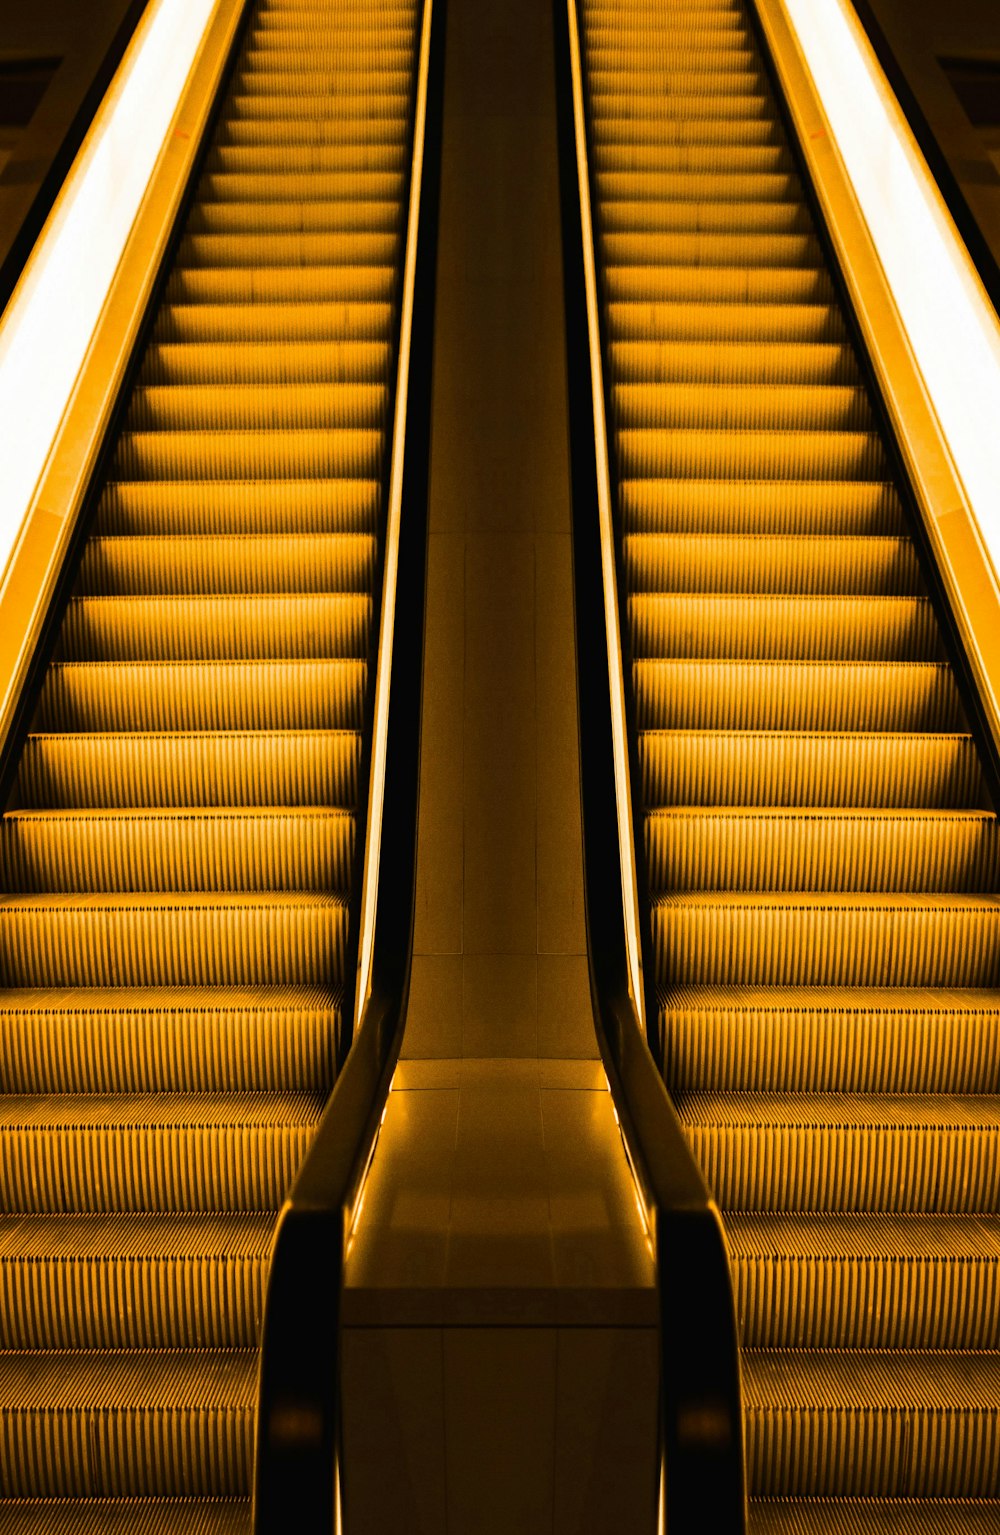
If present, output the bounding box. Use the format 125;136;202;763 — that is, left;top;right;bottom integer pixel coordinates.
660;987;1000;1093
743;1351;1000;1498
140;341;392;386
640;731;983;809
617;427;887;480
58;594;371;661
631;595;939;659
126;382;389;430
677;1091;1000;1212
623;534;919;594
0;987;339;1093
164;264;396;303
620;480;904;536
76;534;376;595
16;731;360;809
35;660;365;731
186;199;401;236
592;113;784;148
0;1213;273;1348
0;1351;256;1497
0;808;354;892
634;660;962;732
204;140;408;171
646;808;997;892
0;1094;322;1214
95;480;380;536
653;892;1000;987
727;1212;1000;1349
0;1502;251;1535
604;264;835;303
613;382;871;429
611;340;860;385
603;230;824;269
748;1501;1000;1533
0;892;348;987
155;301;393;343
112;428;383;481
594;143;795;175
601;198;813;236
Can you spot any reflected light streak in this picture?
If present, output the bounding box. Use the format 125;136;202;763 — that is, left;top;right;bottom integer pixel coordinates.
0;0;218;592
782;0;1000;587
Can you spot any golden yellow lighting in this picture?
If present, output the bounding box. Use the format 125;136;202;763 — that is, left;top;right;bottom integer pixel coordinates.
566;0;646;1030
0;0;218;592
782;0;1000;586
354;0;434;1030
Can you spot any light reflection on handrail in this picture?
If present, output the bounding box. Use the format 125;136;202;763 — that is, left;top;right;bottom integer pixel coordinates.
354;0;434;1034
565;0;646;1035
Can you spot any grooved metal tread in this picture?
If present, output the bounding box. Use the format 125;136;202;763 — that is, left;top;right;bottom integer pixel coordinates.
582;0;1000;1519
0;1505;251;1535
0;0;419;1518
749;1507;1000;1535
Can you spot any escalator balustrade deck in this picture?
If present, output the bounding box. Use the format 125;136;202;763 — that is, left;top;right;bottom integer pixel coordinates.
0;0;418;1526
580;0;1000;1527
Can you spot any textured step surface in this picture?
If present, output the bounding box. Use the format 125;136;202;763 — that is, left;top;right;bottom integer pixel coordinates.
0;0;419;1522
582;0;1000;1522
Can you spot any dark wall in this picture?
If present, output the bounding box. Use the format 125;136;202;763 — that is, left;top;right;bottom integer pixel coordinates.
0;0;143;308
864;0;1000;283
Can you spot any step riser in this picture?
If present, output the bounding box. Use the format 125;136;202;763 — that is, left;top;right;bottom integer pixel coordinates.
0;1127;314;1213
112;430;383;482
663;1008;1000;1094
632;598;939;660
96;481;380;537
686;1123;1000;1213
16;734;360;810
636;663;963;732
187;202;401;237
0;815;355;894
605;269;834;304
654;906;1000;987
744;1408;1000;1498
76;537;376;597
734;1256;1000;1349
165;266;396;304
621;480;903;536
647;815;999;893
601;202;813;236
625;541;922;597
155;303;393;344
0;1259;266;1349
0;1008;336;1093
618;429;887;481
126;384;389;431
35;663;365;733
641;734;983;809
0;906;347;987
612;341;859;387
0;1411;252;1498
59;597;372;662
140;342;392;388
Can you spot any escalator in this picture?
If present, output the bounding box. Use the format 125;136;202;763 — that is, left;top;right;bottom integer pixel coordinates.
576;0;1000;1527
0;0;421;1524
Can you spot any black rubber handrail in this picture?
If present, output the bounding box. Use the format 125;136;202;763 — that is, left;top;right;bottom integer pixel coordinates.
252;0;446;1526
552;2;748;1529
